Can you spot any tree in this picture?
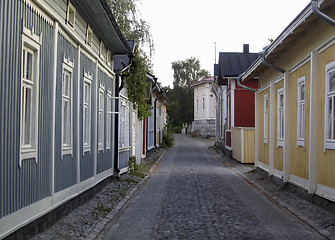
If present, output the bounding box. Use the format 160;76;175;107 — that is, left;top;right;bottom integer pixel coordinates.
108;0;154;118
171;57;210;88
167;58;210;131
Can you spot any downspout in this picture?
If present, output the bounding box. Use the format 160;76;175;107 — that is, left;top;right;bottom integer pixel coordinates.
260;53;286;74
236;74;258;93
211;84;220;138
312;0;335;27
154;91;164;148
114;57;133;176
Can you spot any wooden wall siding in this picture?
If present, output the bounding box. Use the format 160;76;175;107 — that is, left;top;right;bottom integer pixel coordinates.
79;53;96;181
232;128;242;162
119;150;130;170
0;1;54;218
258;90;269;165
317;45;335;188
97;68;114;174
54;32;78;193
244;129;255;164
289;62;311;180
274;81;284;171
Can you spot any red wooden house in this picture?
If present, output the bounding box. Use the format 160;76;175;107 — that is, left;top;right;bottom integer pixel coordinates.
217;44;259;163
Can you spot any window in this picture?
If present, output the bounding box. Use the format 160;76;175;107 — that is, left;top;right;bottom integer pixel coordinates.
277;88;284;147
86;25;92;46
196;97;199;112
62;58;74;156
106;90;112;149
67;2;76;28
264;94;268;144
297;76;305;147
202;95;205;111
98;86;105;151
83;72;92;153
120;101;126;148
20;27;42;166
107;50;112;67
325;61;335;149
99;41;104;60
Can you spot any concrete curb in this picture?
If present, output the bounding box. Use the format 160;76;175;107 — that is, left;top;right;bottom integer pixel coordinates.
85;148;169;240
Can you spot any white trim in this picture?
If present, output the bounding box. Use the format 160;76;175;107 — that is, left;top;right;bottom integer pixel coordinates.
269;81;276;175
263;93;269;144
273;169;284;179
283;71;290;182
20;26;42;166
289;55;311;74
255;92;260;167
83;71;92;154
241;129;245;163
324;61;335;150
289;174;309;190
258;83;270;94
231;80;235;128
297;76;306;147
277;88;284;148
318;34;335;54
77;45;81;184
309;50;319;194
257;162;270;173
66;2;76;30
86;25;93;46
98;85;105;152
316;184;335;202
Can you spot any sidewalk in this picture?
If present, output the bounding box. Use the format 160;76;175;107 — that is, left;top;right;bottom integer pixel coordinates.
209;144;335;239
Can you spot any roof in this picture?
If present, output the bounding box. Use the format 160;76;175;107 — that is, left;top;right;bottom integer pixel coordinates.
218;52;259;78
71;0;132;55
114;40;135;72
190;77;214;88
242;0;332;81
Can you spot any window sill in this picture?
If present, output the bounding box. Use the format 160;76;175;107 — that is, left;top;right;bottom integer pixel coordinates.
297;140;305;148
325;141;335;150
62;147;73;158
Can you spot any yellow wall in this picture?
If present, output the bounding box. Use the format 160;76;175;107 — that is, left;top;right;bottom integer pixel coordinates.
317;45;335;188
258;89;270;165
244;129;255;164
289;62;310;180
274;80;284;171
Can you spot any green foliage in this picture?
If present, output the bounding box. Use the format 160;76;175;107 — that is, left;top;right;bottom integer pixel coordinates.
128;156;138;173
124;47;152;119
171;57;210;87
162;126;174;148
92;205;111;218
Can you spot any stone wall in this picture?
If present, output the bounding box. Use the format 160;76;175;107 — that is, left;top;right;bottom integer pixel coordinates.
192;119;216;138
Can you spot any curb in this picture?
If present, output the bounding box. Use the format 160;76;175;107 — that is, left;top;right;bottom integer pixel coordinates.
85;148;169;240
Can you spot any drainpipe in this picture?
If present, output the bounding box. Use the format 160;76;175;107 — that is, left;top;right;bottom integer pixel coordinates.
312;0;335;27
236;74;258;93
114;57;133;176
154;90;164;148
260;52;286;74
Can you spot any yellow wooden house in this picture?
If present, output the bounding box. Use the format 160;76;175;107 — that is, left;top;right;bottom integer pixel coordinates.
242;0;335;201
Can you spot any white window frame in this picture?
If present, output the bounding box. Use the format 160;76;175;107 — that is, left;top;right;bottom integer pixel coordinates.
264;94;268;144
67;2;76;29
120;100;127;148
86;25;92;46
107;50;112;67
325;61;335;150
297;76;305;147
196;97;199;113
83;72;92;154
277;88;284;147
106;90;112;150
99;41;105;60
98;85;105;151
62;57;74;157
20;27;42;167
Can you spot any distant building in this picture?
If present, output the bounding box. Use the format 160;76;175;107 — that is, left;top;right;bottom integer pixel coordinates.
190;77;216;137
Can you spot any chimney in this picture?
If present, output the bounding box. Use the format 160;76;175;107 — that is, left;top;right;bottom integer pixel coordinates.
243;44;249;53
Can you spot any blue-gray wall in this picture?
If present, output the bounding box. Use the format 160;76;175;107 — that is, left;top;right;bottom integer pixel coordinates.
0;1;54;218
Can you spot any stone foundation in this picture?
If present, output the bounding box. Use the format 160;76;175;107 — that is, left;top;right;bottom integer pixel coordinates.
192;119;216;138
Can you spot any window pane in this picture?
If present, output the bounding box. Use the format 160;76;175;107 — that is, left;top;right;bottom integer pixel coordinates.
24;88;32;145
329;97;332;139
300;84;305;101
23;49;26;79
26;51;33;81
279;94;284;108
329;71;335;93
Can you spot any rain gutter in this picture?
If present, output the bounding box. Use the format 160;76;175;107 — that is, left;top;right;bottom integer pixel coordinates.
311;0;335;27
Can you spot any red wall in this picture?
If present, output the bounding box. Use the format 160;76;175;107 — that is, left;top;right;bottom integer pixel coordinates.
234;79;258;127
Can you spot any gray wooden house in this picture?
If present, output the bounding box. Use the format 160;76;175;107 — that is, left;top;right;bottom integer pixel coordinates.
0;0;131;238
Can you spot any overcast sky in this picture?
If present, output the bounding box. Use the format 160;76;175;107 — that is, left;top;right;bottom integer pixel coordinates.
139;0;311;87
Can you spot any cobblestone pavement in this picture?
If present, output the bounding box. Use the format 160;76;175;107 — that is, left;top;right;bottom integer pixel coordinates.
31;148;166;240
98;135;329;240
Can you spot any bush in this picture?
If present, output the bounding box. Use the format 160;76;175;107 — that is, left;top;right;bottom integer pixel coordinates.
128;156;138;173
162;128;174;148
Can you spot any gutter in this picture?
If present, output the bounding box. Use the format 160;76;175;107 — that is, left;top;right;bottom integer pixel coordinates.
211;84;219;98
114;56;133;176
260;51;286;74
154;91;164;148
236;74;258;93
311;0;335;27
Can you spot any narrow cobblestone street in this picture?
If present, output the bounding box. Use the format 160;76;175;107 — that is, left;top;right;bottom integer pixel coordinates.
98;135;326;240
